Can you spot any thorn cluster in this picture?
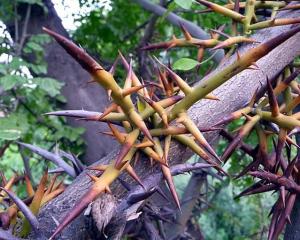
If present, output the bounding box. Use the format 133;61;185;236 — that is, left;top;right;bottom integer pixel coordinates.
0;170;65;238
220;65;300;239
40;21;300;239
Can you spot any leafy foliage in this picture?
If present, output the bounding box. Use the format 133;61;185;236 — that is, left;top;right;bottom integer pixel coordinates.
0;1;84;190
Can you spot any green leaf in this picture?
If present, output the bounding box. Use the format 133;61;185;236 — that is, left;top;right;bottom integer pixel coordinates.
0;64;6;75
29;34;51;45
0;114;29;135
24;42;43;53
55;94;67;103
174;0;193;9
173;58;199;71
159;2;177;23
17;0;42;5
8;57;27;70
0;75;28;90
34;77;64;97
30;64;47;75
0;129;21;140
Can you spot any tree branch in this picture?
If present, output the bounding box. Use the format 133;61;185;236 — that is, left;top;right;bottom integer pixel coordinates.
132;0;225;63
167;171;207;239
30;9;300;240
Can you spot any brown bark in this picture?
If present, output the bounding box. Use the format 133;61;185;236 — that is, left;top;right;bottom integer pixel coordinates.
6;0;117;164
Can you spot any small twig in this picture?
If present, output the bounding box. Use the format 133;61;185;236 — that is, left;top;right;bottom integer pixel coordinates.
14;1;19;43
0;141;11;159
122;20;150;42
170;162;213;176
19;144;33;182
219;129;256;157
16;4;31;56
133;0;224;63
136;13;160;80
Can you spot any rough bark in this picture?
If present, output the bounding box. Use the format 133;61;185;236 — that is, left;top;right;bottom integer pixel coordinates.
27;7;300;237
6;0;116;163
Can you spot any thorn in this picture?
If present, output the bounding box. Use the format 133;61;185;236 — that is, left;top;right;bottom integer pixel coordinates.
178;112;220;162
236;50;241;60
179;22;192;41
164;135;172;163
107;90;112;100
155;187;169;201
248;87;258;107
48;183;108;239
213;37;259;50
197;47;205;63
43;27;103;73
86;78;96;84
246;66;260;71
25;174;34;197
122;85;149;97
154;56;192;95
117;177;131;191
108;123;127;143
127;188;157;204
87;165;108;172
131;111;154;144
98;103;118;121
134;141;154;148
105;186;112;194
124;58;133;89
114;129;140;169
0;187;39;231
109;55;120;75
161;165;181;210
280;186;286;208
139;94;169;127
86;173;99;182
266;76;280;117
251;62;259;69
126;164;145;189
286;215;292;225
133;151;140;166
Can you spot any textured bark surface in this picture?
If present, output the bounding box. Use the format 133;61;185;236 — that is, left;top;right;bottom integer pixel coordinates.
7;0;116;163
29;10;300;240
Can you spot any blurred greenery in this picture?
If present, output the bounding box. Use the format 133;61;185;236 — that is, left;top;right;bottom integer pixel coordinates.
0;0;85;192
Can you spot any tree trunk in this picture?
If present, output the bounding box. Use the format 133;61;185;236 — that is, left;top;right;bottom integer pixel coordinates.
6;0;117;164
29;8;300;238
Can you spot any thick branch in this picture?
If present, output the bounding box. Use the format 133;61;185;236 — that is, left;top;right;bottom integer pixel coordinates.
31;10;300;240
132;0;224;63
